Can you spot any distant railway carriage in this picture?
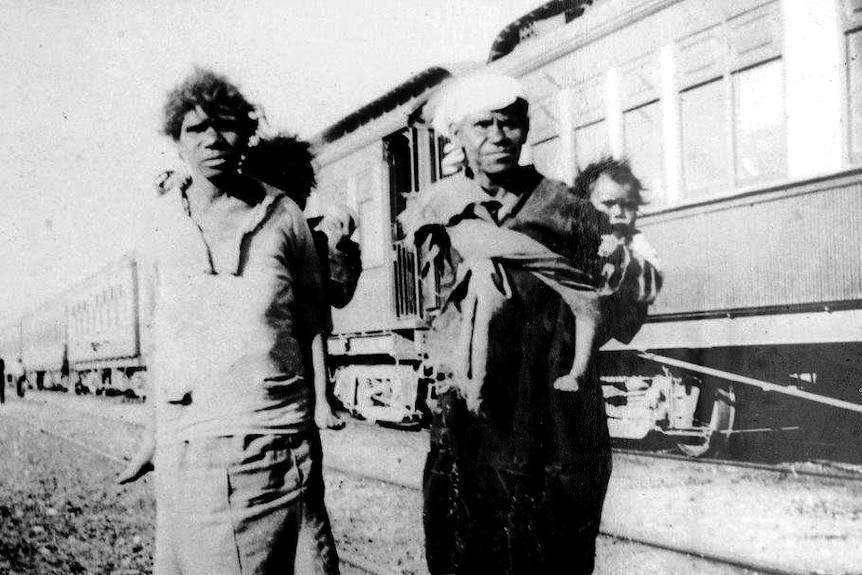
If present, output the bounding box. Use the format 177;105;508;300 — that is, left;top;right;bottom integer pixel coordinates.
6;256;150;398
313;0;862;455
19;293;67;391
65;256;148;397
311;66;461;427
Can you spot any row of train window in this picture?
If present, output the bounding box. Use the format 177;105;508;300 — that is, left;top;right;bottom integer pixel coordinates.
327;1;862;265
382;1;862;227
552;1;789;209
66;284;127;338
550;1;862;212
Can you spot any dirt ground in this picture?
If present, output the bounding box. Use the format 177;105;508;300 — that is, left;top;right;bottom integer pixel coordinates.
2;392;861;574
0;417;154;575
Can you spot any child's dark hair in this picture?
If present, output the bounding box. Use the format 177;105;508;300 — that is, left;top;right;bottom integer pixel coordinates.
568;198;613;285
162;68;259;141
573;156;646;205
242;134;316;209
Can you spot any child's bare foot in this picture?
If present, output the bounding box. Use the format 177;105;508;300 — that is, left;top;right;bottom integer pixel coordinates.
553;373;581;392
315;404;345;430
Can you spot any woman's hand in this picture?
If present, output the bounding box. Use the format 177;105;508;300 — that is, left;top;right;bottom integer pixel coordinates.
315;401;345;431
117;432;155;484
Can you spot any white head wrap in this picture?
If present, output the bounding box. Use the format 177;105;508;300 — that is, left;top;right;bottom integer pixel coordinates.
431;73;527;139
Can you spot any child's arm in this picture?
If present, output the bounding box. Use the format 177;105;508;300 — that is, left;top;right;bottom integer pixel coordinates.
599;233;664;345
311;332;344;430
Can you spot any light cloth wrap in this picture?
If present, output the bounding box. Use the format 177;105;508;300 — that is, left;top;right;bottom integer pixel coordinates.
431;73;526;138
401;180;598;412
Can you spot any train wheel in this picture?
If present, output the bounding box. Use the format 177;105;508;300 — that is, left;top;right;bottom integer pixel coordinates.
677;384;736;457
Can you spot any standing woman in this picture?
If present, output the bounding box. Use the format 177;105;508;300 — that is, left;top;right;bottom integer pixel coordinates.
119;68;343;575
410;73;662;575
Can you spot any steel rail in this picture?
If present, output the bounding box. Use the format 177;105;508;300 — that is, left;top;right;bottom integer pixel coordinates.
613;447;862;483
638;350;862;413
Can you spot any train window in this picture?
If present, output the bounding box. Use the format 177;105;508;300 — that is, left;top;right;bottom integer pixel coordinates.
357;168;384;268
532;137;564;182
620;54;665;206
623;101;665;207
575;120;610;171
677;3;786;199
429;131;449;183
848;28;862;162
428;131;440;183
680;79;731;196
569;77;608;171
384;130;416;241
733;59;786;184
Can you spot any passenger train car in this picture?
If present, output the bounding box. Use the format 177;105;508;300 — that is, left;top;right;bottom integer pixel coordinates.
312;0;862;455
1;256;150;398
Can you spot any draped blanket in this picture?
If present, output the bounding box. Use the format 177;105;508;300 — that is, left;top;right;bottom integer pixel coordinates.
400;178;598;411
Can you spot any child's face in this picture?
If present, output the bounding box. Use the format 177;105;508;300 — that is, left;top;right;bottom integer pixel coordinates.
590;174;638;236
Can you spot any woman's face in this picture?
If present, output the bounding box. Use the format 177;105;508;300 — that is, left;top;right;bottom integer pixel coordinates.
455;103;528;177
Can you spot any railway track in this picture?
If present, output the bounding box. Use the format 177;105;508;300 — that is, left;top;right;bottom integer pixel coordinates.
48;395;862;486
9;399;859;575
613;447;862;484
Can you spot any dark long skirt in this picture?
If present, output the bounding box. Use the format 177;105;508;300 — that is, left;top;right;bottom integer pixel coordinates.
423;270;612;575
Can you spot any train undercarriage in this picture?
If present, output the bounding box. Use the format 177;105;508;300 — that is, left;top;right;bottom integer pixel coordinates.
27;365;148;400
331;336;861;458
600;369;736;457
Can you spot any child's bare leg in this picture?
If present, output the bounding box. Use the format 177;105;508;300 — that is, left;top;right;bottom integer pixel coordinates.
554;313;598;392
457;259;508;412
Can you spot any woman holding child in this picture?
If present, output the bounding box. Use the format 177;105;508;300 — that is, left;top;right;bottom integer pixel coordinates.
405;73;662;575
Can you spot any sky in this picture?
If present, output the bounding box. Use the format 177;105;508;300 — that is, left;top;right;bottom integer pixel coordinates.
0;0;542;326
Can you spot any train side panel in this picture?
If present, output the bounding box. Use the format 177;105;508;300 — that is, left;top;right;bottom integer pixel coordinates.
315;141;402;336
67;256;140;368
642;172;862;319
20;297;66;374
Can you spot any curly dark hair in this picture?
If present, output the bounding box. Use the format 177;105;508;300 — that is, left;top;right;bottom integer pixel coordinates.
242;134;317;209
573;156;646;205
162;68;259;141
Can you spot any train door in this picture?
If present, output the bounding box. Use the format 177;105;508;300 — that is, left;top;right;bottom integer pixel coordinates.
384;127;448;320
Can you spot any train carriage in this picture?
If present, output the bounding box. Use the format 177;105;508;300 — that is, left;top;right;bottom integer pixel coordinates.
65;255;148;397
19;294;68;391
313;0;862;455
311;66;466;426
10;255;150;398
